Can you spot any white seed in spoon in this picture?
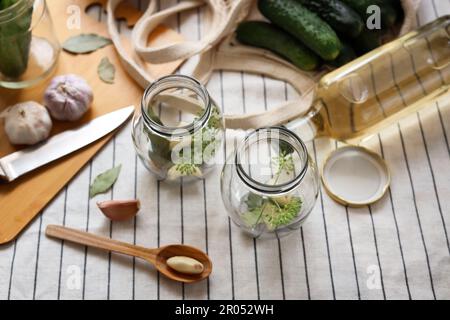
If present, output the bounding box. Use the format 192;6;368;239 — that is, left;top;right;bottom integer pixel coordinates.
167;256;204;275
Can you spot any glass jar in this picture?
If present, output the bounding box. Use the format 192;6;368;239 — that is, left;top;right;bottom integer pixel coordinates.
221;127;320;239
0;0;60;89
132;75;224;183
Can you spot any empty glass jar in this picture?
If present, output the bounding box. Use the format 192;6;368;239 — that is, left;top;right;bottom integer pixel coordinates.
132;75;224;183
221;127;320;238
0;0;60;89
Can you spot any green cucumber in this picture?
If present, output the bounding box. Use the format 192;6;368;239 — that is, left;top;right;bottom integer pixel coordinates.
298;0;364;38
258;0;342;61
0;0;18;10
341;0;398;28
236;21;320;71
328;42;357;67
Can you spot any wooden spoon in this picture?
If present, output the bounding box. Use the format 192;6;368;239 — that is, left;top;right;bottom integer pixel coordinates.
46;225;212;283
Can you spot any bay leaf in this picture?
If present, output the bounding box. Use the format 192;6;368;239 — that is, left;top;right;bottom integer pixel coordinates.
63;34;112;54
98;57;116;84
90;165;122;198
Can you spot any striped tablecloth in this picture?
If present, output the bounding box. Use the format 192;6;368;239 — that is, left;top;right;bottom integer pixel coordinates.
1;0;449;300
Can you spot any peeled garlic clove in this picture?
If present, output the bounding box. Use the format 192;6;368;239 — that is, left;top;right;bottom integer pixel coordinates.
97;199;140;221
167;256;205;275
4;101;52;145
44;74;93;122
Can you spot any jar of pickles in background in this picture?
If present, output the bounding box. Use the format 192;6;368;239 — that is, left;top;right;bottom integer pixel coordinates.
0;0;60;89
221;127;320;238
132;75;225;183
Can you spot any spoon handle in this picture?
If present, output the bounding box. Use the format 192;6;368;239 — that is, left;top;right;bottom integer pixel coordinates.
46;225;156;262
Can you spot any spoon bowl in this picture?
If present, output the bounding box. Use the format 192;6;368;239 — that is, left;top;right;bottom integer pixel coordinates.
154;245;213;283
46;225;212;284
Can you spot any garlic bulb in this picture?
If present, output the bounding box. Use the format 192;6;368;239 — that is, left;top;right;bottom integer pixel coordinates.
44;74;93;121
3;101;53;145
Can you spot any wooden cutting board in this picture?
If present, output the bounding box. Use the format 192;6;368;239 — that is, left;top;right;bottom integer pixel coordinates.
0;0;183;244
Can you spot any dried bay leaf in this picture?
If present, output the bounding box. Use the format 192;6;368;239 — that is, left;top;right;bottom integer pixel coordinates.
90;165;122;198
143;107;172;168
98;57;116;84
63;34;112;54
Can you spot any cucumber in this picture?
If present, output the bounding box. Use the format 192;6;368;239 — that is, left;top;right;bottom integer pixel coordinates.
236;21;320;71
0;0;18;10
298;0;364;38
328;42;357;67
353;29;383;54
341;0;398;28
258;0;342;61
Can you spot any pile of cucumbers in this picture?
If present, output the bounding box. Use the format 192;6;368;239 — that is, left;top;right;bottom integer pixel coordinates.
236;0;403;71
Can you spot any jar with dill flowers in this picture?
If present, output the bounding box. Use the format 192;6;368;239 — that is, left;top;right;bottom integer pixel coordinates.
221;127;320;238
132;75;224;183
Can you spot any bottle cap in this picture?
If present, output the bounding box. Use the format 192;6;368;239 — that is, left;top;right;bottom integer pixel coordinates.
321;146;390;207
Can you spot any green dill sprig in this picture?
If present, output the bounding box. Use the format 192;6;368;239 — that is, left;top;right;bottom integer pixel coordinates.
242;149;302;230
146;104;222;179
243;196;303;231
174;105;222;175
175;163;199;176
273;151;295;176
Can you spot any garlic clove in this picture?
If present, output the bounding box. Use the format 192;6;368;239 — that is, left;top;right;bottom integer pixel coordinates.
167;256;205;275
97;199;141;221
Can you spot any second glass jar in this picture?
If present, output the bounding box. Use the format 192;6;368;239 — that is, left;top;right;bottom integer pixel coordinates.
221;127;320;238
132;75;224;183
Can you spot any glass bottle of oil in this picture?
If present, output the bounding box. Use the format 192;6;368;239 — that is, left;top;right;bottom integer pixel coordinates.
286;15;450;143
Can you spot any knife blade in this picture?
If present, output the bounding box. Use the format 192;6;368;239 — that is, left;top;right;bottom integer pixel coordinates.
0;106;135;183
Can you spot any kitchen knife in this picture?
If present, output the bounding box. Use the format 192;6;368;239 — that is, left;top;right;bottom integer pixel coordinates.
0;106;135;183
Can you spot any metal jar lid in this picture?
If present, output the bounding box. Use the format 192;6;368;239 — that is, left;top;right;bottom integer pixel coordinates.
321;146;391;207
